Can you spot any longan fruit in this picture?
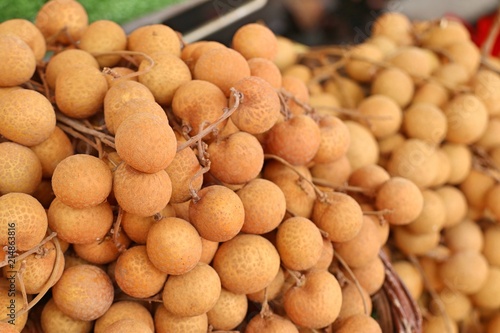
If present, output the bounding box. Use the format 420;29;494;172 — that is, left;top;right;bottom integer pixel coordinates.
439;250;489;294
265;114;321;166
121;204;175;244
0;19;46;62
230;76;280;134
366;35;397;56
423;315;458;333
0;142;42;195
104;319;153;333
476;117;500;149
344;120;379;171
113;163;172;217
194;47;251;96
0;89;56;148
237;178;286;235
470;266;500;309
376;177;424;225
171;79;227;139
387;138;440;188
308;92;341;118
348;164;390;195
323;76;365;108
357;94;403;139
310;238;335;271
420;20;470;48
412;81;449;107
281;75;310;116
248;57;282;89
247;267;285;303
429;288;471;322
276;217;323;271
111;98;168;134
310;155;352;187
406;189;446;234
337;281;372;322
371;67;414;107
471;69;500;115
94;301;154;333
213;234;280;294
371;12;413;45
185;41;226;73
0;86;21;99
115;245;168;298
483;225;500;266
78;20;127;67
245;314;299;333
45;49;99;89
392;260;424;300
52;154;112;209
443;93;488;144
55;65;108;119
441;143;471;184
403;103;447;144
155;306;208;333
127;24;181;57
432;62;469;89
200;238;219;265
313;115;350;164
334;215;382;268
30;126;74;178
232;23;277;60
189;185;245;242
207;288;247;330
394;226;440;255
273;36;298;71
284;270;342;329
165;144;203;204
345;43;383;82
35;0;88;44
388;46;433;80
444;40;481;76
73;231;131;265
348;255;385;295
435;185;468;228
0;34;36;87
162;263;221;317
146;217;202;275
377;132;405;156
48;198;113;244
312;191;363;243
283;64;312;83
460;169;495;210
333;314;382;333
0;192;47;251
41;298;93;333
52;264;113;321
115;113;177;174
486;184;500;221
104;66;137;87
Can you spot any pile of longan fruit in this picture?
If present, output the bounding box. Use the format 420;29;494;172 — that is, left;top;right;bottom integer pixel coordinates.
0;0;499;332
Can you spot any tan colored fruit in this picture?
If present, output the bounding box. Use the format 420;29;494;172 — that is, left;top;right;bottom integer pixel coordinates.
406;189;446;235
30;126;74;178
0;89;55;147
35;0;88;44
237;178;286;235
55;65;108;119
94;301;154;333
483;225;500;267
423;315;458;333
194;47;251;96
337;281;372;321
189;185;245;242
0;142;42;195
0;192;47;251
388;46;433;80
200;238;219;264
45;49;99;89
121;204;175;244
439;250;489;295
48;198;113;244
104;66;137;87
312;191;363;243
232;23;278;60
41;298;93;333
284;270;342;329
443;93;488;144
247;267;285;303
471;69;500;115
435;185;468;228
155;305;208;333
392;261;424;300
184;41;226;72
429;288;471;322
334;314;382;333
280;75;310;116
371;12;413;45
357;94;403;139
323;76;365;108
0;19;46;61
73;232;130;265
52;154;112;209
115;245;168;298
403;103;447;144
366;35;397;56
127;24;181;57
213;234;280;294
371;67;414;107
470;266;500;310
310;155;352;187
345;43;383;82
0;34;36;87
393;227;440;255
162;263;221;317
412;81;449;107
486;184;500;222
348;164;390;195
273;36;298;71
113;163;172;217
313;115;350;164
460;169;495;210
248;57;282;88
52;264;113;321
146;217;202;275
420;20;470;48
441;143;471;184
476;117;500;149
245;314;299;333
308;92;341;118
207;288;247;330
78;20;127;67
344;120;379;171
348;255;385;295
444;40;481;76
104;319;153;333
110;98;168;135
138;50;191;105
283;64;312;83
277;217;323;271
165;144;202;204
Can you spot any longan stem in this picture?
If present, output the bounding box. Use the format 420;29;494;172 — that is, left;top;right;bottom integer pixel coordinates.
190;164;211;203
112;207;124;247
285;268;305;288
56;113;116;149
259;287;273;318
263;154;328;201
312;177;372;195
334;252;369;316
177;88;243;152
91;51;155;80
16;261;29;311
0;232;57;268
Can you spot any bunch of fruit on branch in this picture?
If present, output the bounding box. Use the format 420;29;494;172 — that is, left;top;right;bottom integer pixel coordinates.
1;0;500;332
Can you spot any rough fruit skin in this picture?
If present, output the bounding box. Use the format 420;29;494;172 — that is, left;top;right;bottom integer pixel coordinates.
41;297;93;333
245;314;299;333
232;23;278;60
45;49;100;90
0;88;56;147
154;306;208;333
0;34;36;87
52;154;112;209
52;264;114;321
212;234;280;294
0;192;47;252
0;19;47;61
0;142;42;195
94;301;154;333
207;288;248;330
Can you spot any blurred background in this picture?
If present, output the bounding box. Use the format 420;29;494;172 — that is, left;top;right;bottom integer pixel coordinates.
1;0;499;46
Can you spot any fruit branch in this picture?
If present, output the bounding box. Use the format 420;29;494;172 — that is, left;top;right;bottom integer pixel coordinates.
56;112;116;149
0;232;57;268
92;50;155;80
